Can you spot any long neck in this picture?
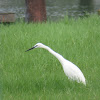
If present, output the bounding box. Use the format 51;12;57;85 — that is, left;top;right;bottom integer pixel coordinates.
43;45;65;65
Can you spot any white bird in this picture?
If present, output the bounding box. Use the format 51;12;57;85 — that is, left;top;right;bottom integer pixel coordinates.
26;43;86;85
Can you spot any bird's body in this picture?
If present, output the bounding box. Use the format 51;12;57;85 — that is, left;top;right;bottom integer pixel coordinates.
26;43;86;85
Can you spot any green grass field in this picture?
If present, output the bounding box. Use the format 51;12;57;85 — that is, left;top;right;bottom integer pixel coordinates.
0;15;100;100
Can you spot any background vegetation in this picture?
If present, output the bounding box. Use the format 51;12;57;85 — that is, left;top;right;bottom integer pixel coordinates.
0;15;100;100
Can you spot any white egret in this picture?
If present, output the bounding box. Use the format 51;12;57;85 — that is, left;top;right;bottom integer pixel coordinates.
26;43;86;85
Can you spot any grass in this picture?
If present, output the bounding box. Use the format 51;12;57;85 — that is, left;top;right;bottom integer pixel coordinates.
0;14;100;100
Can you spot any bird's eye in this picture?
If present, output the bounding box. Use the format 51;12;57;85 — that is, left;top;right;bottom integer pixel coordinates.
35;45;38;47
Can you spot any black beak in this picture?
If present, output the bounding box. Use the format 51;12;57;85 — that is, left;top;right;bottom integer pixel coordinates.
25;46;36;52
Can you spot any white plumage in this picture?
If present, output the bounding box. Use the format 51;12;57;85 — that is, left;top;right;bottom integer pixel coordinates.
26;43;86;85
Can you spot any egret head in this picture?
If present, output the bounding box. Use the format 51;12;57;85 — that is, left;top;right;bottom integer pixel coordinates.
34;43;45;48
25;43;44;52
